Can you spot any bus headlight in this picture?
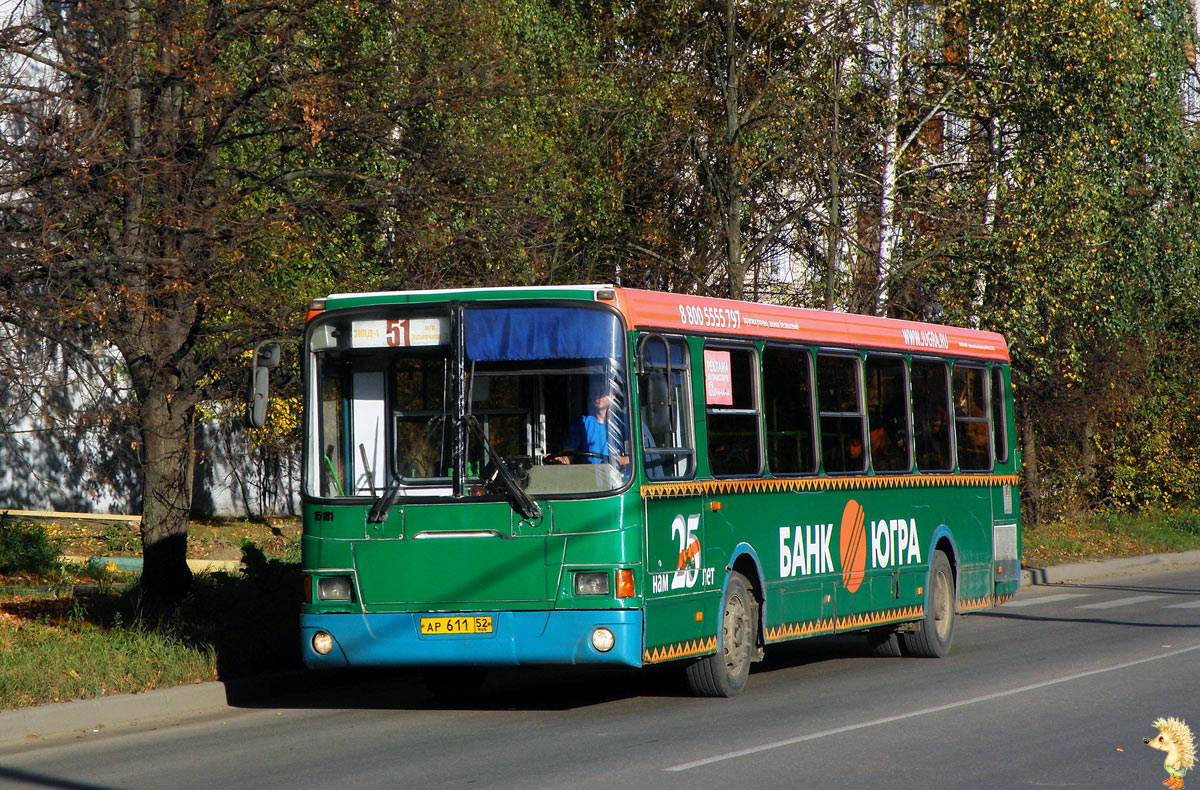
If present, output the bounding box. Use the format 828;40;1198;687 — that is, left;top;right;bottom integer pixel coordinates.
312;631;334;656
317;576;353;601
574;571;610;596
591;628;615;653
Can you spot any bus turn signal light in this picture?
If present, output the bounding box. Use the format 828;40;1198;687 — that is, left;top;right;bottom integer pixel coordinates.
616;568;635;598
306;298;326;322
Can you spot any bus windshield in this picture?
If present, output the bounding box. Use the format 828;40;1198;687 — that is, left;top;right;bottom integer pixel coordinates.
306;303;630;502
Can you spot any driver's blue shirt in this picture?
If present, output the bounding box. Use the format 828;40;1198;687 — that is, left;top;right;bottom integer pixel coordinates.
566;416;621;464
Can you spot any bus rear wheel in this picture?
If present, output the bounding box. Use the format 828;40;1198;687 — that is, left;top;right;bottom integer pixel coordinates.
866;626;903;657
685;571;756;697
902;549;955;658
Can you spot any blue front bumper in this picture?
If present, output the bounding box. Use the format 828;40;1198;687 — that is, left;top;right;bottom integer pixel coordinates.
301;609;644;669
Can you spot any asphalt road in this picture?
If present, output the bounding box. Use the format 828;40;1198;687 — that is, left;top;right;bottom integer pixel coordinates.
2;564;1199;790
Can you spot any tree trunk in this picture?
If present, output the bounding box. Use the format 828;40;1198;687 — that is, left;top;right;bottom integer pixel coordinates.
725;200;745;300
971;116;1000;326
826;44;842;311
137;377;196;606
723;0;746;301
1080;411;1096;486
1021;407;1041;524
876;0;903;315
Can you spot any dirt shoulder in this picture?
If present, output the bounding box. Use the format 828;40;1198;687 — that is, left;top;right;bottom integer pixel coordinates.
32;514;301;565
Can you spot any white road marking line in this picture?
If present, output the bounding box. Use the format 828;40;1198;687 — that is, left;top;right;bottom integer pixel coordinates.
664;642;1200;772
1076;594;1165;609
999;593;1092;608
1165;599;1200;609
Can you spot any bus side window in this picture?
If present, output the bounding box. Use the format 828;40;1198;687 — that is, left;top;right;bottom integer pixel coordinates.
953;365;991;471
763;346;816;475
911;359;953;472
816;353;866;474
318;366;348;497
866;355;912;473
991;367;1009;464
704;345;761;477
638;336;695;480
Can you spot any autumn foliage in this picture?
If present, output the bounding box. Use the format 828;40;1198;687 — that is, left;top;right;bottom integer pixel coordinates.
1;0;1200;604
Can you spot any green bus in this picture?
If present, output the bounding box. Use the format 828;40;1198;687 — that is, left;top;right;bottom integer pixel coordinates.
282;285;1019;696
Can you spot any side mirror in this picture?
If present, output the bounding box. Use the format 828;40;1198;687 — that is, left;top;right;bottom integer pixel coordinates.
257;343;281;369
641;371;671;438
246;342;282;428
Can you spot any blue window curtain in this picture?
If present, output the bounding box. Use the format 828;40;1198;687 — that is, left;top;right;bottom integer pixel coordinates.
464;307;623;363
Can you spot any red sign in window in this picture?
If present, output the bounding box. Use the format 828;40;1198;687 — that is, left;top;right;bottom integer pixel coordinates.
704;349;733;405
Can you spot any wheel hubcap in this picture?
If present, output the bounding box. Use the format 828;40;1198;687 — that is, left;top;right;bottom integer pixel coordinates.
933;569;951;640
723;592;749;675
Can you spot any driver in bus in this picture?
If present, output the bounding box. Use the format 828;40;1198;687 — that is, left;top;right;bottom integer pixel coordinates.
550;381;629;466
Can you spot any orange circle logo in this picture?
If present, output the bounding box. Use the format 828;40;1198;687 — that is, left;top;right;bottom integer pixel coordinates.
840;499;866;593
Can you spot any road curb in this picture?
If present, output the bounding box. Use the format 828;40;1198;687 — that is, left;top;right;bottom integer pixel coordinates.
60;555;242;574
0;681;231;745
0;671;319;746
1019;549;1200;586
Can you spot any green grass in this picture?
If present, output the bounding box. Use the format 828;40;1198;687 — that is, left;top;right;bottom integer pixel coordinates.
0;617;217;709
1022;510;1200;567
0;543;302;711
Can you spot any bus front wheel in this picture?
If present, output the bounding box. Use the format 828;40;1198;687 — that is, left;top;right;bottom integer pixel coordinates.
903;549;955;658
685;571;756;697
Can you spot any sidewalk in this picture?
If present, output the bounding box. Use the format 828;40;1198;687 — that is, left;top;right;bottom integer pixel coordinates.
5;549;1200;746
1018;548;1200;586
0;672;320;747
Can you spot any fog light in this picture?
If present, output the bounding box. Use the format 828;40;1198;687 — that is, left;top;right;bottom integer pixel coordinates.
574;571;610;596
591;627;615;653
317;576;353;601
312;631;334;656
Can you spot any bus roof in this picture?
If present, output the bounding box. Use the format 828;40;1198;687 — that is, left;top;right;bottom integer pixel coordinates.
316;284;1008;362
613;288;1009;362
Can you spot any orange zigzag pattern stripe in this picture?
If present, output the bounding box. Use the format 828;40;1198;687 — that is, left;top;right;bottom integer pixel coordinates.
642;474;1020;500
958;595;998;612
765;604;924;642
643;636;718;664
646;595;1015;661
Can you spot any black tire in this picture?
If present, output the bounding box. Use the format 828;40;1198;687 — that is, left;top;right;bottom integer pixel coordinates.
866;626;903;657
685;572;757;697
421;666;487;704
902;549;955;658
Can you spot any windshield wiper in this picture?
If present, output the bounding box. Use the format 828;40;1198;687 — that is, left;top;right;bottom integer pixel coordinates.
367;415;446;524
468;416;542;521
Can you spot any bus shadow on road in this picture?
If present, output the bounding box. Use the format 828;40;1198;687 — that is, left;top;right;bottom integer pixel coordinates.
974;609;1200;628
228;664;699;712
227;635;885;712
751;633;886;673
